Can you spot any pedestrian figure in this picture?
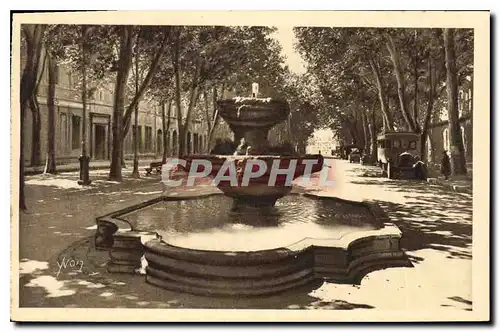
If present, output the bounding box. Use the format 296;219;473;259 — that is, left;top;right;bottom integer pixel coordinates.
440;150;451;180
413;156;427;180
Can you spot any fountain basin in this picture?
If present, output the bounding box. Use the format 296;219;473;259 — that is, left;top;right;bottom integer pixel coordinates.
216;98;291;154
217;97;290;129
95;191;411;296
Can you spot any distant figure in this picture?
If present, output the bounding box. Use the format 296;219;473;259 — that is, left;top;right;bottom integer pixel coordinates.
318;150;322;155
234;137;249;156
440;150;451;180
413;155;427;180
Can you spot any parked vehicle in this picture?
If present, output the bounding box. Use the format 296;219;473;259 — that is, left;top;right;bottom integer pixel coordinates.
348;148;361;163
340;144;363;160
377;132;427;180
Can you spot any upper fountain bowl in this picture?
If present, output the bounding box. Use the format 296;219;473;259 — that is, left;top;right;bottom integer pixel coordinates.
217;97;290;129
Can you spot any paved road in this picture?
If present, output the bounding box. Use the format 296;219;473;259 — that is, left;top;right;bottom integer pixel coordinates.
17;159;472;311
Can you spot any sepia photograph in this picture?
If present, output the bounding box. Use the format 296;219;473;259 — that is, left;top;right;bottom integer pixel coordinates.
10;10;490;322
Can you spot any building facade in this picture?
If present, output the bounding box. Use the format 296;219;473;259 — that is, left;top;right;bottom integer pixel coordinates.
425;83;473;166
22;61;210;166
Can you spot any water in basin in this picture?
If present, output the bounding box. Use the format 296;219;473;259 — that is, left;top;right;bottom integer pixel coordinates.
122;194;380;252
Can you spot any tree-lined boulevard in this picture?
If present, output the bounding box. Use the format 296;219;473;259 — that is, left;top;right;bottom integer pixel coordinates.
20;25;473;210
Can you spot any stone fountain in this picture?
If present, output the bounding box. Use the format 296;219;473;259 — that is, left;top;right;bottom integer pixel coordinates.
183;92;324;209
94;85;411;297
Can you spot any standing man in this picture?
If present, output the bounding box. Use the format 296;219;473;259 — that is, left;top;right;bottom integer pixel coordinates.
440;150;451;180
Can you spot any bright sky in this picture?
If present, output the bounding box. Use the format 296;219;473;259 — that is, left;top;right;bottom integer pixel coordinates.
272;27;306;74
273;28;335;143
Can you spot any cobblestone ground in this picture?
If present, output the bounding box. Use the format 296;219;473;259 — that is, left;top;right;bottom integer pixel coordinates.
17;160;472;311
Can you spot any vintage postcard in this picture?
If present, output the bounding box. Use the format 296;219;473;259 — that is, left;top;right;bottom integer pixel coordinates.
11;11;490;322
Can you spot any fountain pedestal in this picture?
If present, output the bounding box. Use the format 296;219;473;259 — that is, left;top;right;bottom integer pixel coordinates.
184;97;324;208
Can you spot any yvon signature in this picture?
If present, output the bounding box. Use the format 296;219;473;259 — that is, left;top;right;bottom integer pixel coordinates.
56;257;83;277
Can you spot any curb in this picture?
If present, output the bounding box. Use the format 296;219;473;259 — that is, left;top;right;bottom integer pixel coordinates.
24;161;158;176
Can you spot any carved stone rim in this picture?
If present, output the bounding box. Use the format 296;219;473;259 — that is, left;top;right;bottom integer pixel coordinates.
95;191;402;255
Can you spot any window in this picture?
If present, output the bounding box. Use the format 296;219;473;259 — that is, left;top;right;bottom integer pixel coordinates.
145;126;153;152
60;113;68;152
409;141;417;149
402;139;409;149
71;115;81;150
393;139;401;148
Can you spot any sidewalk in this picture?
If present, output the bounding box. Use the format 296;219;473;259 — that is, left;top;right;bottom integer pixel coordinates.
24;159;159;175
426;163;473;194
426;176;472;194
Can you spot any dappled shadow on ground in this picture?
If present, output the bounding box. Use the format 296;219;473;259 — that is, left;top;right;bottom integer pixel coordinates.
19;236;375;310
19;161;473;311
345;165;385;179
347;173;472;262
374;198;472;261
24;169;158;196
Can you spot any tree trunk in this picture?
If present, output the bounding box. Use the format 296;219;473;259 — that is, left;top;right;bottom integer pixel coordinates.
109;26;134;181
131;104;139;177
297;141;306;155
20;24;46;210
121;28;170;138
181;60;202;156
420;57;436;161
361;109;370;155
207;83;224;149
29;97;42;166
44;55;57;174
161;100;172;163
368;118;377;163
412;52;420;132
172;28;184;157
347;121;358;145
132;35;140;178
29;52;46;167
443;28;467;175
369;58;394;131
386;34;416;132
203;85;213;146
